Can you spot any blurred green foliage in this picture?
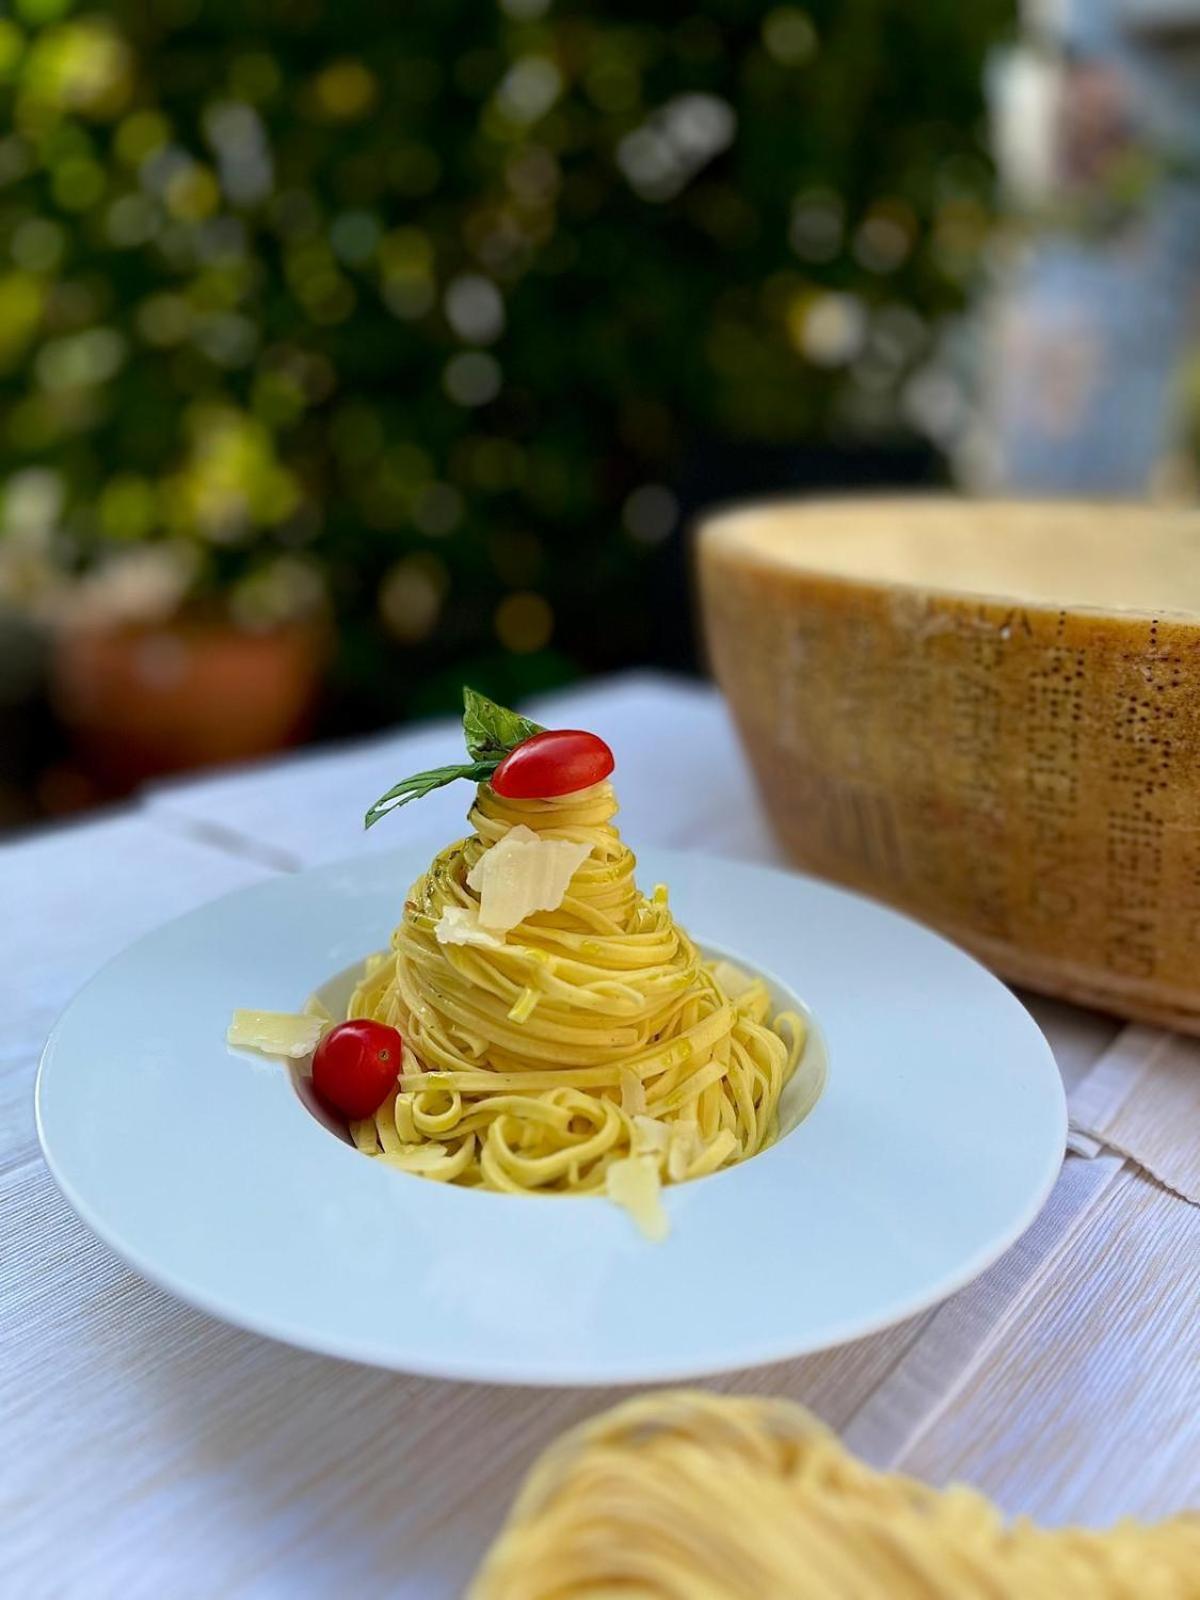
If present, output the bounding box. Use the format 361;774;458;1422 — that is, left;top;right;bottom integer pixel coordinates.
0;0;1010;725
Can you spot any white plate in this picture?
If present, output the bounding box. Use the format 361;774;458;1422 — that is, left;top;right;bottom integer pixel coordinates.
36;847;1065;1387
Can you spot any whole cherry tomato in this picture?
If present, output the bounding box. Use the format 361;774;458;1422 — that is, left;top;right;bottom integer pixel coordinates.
312;1019;403;1119
491;729;615;799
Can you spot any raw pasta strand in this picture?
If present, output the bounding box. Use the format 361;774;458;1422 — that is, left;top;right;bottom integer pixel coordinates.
470;1391;1200;1599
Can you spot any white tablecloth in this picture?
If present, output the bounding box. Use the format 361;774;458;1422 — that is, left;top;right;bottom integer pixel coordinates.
3;673;1198;1598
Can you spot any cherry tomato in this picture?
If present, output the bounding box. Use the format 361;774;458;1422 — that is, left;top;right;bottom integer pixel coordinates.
312;1019;403;1120
491;729;615;799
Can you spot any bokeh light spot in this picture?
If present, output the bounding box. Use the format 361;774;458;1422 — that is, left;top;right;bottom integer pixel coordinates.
115;110;170;167
312;59;377;122
106;192;158;247
164;163;220;222
53;156;106;210
853;200;916;274
24;19;133;119
762;8;818;66
35;326;125;390
444;274;505;344
331;210;381;266
11;217;65;273
444;350;502;407
379;554;448;643
136;292;192;346
788;291;866;367
495;57;562;126
623;484;678;545
495;590;552;654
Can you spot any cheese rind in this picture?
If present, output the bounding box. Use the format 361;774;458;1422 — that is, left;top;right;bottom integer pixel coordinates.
700;498;1200;1035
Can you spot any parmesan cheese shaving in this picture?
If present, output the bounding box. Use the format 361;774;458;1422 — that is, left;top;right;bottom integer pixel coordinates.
606;1154;669;1241
466;825;591;931
378;1135;478;1180
631;1115;670;1161
435;906;508;949
619;1066;647;1117
227;1009;323;1059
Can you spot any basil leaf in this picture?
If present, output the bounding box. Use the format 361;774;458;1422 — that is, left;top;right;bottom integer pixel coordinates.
462;686;544;764
362;688;544;832
364;761;496;830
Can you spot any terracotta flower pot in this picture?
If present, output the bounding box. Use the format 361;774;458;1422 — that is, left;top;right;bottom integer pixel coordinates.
51;618;327;791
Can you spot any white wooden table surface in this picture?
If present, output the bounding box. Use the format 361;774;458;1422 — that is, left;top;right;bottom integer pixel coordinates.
4;672;1199;1599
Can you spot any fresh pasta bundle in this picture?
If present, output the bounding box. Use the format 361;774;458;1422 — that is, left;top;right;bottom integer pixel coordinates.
470;1391;1200;1599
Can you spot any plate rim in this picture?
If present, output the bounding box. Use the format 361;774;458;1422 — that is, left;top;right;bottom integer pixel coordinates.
35;844;1067;1386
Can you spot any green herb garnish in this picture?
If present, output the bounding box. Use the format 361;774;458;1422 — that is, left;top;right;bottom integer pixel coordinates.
461;686;543;764
364;688;544;830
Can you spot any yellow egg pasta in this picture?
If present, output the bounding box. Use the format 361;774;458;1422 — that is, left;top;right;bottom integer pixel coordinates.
343;780;813;1222
470;1390;1200;1599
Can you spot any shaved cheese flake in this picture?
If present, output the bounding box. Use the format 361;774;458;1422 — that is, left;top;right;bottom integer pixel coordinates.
227;1009;323;1059
378;1135;477;1181
631;1114;670;1160
467;825;591;932
607;1154;669;1242
303;993;333;1023
620;1066;647;1117
435;906;507;949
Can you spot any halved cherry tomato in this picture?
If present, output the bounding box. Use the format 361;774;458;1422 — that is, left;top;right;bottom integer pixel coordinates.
491;729;615;799
312;1019;403;1120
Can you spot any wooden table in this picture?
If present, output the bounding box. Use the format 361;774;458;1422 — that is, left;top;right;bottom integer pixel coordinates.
4;673;1199;1598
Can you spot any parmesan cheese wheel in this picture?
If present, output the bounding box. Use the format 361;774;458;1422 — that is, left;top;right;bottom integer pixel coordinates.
699;498;1200;1034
